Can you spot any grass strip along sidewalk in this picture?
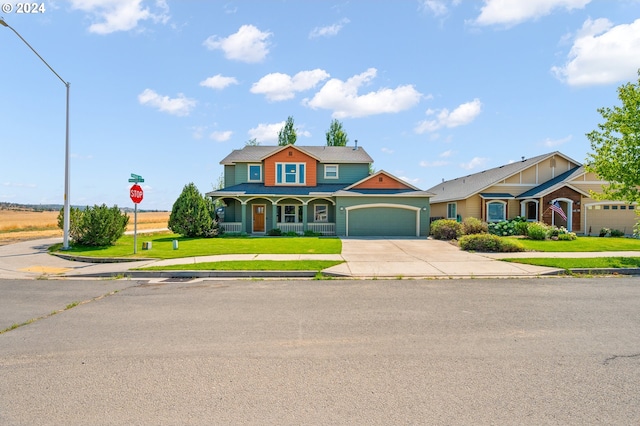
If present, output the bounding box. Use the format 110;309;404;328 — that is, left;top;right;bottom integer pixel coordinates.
52;233;344;272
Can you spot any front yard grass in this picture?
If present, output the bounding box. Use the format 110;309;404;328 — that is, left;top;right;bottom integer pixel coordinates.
137;260;344;271
509;236;640;252
52;232;342;259
503;257;640;270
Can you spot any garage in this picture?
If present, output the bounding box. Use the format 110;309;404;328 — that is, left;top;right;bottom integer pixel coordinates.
346;205;419;236
584;203;637;235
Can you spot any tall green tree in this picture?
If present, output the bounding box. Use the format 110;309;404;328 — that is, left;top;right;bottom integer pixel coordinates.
325;119;349;146
277;116;297;146
169;183;219;238
586;70;640;204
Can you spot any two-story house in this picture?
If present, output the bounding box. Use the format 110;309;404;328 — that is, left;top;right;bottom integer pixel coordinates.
206;144;434;236
426;151;638;235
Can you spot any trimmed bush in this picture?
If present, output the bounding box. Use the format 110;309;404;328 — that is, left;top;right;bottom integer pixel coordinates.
458;234;525;252
462;217;488;235
430;219;463;240
169;183;219;238
514;221;529;236
610;229;625;237
527;222;550;240
58;204;129;246
267;228;282;236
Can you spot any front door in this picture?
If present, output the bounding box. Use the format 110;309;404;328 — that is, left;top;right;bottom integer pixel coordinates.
252;204;265;232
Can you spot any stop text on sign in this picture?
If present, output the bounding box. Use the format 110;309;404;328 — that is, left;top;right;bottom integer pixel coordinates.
130;184;143;204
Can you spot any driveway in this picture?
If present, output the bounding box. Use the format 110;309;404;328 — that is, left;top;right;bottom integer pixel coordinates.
324;237;559;278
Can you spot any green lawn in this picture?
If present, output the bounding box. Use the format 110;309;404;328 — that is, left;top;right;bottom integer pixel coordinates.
137;260;344;271
509;236;640;252
53;232;342;259
503;257;640;270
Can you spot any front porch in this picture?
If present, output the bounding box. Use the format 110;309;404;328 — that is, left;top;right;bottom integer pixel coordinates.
218;221;336;235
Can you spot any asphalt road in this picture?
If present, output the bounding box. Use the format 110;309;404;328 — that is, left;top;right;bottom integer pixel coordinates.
1;277;639;425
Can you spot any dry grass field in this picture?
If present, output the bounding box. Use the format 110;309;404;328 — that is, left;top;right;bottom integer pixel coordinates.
0;210;170;246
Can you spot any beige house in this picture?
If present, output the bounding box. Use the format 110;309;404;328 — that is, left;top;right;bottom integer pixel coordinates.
426;151;638;235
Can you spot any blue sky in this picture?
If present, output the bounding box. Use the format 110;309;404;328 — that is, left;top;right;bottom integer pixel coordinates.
2;0;640;210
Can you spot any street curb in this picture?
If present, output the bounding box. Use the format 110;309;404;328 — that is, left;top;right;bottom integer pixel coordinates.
53;253;155;263
66;270;345;279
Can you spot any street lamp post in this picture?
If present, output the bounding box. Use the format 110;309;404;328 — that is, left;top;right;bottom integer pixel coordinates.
0;17;71;249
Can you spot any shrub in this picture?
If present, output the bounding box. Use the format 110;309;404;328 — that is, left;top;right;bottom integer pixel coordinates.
304;229;321;237
514;221;529;236
610;229;624;237
169;183;219;238
557;233;577;241
458;234;524;252
430;219;463;240
267;228;282;236
58;204;129;246
527;222;550;240
462;217;487;235
488;216;527;237
599;227;610;237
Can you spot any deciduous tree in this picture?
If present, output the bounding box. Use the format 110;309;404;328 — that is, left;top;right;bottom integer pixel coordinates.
325;119;349;146
586;70;640;204
277;116;297;146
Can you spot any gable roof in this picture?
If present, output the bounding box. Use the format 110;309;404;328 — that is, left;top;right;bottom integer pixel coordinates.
345;170;422;191
220;145;374;165
517;166;590;198
426;151;581;203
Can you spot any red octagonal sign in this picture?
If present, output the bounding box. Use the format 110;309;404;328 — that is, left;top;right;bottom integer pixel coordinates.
130;184;143;204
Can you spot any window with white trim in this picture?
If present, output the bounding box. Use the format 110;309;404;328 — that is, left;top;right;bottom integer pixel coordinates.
324;164;339;179
314;205;328;222
276;163;305;185
487;201;506;222
277;205;303;223
248;164;262;182
447;203;457;219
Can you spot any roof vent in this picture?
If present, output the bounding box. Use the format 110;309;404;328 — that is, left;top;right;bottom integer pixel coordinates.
354;139;358;150
522;156;525;162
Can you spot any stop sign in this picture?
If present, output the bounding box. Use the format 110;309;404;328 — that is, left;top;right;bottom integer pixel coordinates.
130;184;143;204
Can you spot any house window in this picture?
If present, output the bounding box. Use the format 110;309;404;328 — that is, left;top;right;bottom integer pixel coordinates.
630;205;635;210
604;205;610;210
447;203;457;219
487;201;506;222
314;205;328;222
248;164;262;182
276;163;305;185
277;205;302;223
324;165;339;179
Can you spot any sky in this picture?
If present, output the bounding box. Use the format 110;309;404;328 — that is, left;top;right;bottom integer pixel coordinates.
2;0;640;211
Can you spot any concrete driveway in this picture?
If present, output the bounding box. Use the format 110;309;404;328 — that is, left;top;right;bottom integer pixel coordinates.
324;237;559;278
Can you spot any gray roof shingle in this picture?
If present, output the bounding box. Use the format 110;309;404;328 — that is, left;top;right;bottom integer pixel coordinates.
426;152;581;203
219;145;374;165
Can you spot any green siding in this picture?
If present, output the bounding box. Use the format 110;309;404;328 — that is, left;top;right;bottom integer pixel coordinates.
348;207;416;236
224;165;236;187
336;196;430;237
316;163;370;184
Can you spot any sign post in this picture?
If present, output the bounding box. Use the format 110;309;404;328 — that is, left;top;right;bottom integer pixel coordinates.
128;174;144;254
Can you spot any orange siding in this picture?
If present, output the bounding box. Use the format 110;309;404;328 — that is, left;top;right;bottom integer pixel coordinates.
352;174;412;190
264;147;317;186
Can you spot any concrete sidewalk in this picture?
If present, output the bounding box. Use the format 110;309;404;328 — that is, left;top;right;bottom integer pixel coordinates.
0;237;566;280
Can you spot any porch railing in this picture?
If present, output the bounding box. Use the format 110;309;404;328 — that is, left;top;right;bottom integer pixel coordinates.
277;222;336;235
220;222;242;233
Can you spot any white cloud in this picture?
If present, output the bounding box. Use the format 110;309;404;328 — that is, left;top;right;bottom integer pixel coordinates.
251;69;330;101
415;98;482;133
540;135;573;147
419;0;461;17
248;122;285;143
209;131;233;142
439;150;454;158
200;74;239;90
474;0;590;27
303;68;422;118
551;18;640;86
399;176;421;185
460;157;489;170
309;18;350;38
138;89;196;116
203;24;272;63
381;147;394;154
68;0;170;34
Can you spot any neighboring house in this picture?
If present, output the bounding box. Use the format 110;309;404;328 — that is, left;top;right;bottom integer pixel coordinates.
206;144;434;237
426;151;638;235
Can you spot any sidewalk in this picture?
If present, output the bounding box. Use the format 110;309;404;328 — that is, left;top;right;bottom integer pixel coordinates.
2;237;637;280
